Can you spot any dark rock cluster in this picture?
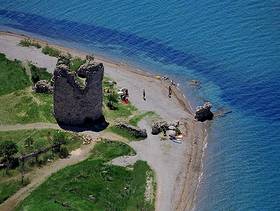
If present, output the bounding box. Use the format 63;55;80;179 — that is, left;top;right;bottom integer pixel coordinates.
195;102;214;122
116;123;147;138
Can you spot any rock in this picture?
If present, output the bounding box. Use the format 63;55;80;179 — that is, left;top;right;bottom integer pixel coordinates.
151;121;169;135
53;61;104;125
116;123;147;138
195;102;214;122
189;79;201;87
33;80;53;93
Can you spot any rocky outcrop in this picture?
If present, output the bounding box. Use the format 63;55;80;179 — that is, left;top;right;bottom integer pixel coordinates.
195;102;214;122
116;123;147;138
33;80;53;93
53;61;104;125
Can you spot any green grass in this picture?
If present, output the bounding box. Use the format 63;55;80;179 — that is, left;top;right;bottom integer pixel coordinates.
129;111;156;126
30;63;52;83
69;57;86;72
16;140;154;211
0;53;31;96
42;45;61;58
19;39;41;49
0;180;29;204
0;89;55;124
107;126;143;141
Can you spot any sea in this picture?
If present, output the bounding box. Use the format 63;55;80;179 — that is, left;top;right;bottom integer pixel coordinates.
0;0;279;210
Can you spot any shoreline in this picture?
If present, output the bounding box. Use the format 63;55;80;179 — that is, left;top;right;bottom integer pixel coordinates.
0;30;208;211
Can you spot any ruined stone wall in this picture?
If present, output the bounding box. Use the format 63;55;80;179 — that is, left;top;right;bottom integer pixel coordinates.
53;62;104;125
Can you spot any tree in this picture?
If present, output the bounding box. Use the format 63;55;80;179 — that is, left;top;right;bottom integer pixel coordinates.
0;141;18;160
0;141;18;173
107;91;119;110
52;131;66;153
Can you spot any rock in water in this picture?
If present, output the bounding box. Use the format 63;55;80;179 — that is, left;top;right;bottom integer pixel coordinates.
33;80;53;93
195;102;214;122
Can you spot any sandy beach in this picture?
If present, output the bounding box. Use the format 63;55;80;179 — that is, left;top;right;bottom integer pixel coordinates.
0;31;208;211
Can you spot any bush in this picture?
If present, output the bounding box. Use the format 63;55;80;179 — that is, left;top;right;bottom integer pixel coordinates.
107;91;119;110
42;45;61;58
19;39;41;48
59;146;69;158
30;64;52;84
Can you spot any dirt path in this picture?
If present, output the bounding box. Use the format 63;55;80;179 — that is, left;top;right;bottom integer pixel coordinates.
0;131;99;211
0;123;60;132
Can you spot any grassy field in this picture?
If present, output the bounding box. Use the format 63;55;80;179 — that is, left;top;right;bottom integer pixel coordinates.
0;180;29;204
16;140;155;211
0;89;55;124
0;53;31;96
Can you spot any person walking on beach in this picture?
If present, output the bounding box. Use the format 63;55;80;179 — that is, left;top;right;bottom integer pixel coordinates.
168;85;172;98
143;89;146;101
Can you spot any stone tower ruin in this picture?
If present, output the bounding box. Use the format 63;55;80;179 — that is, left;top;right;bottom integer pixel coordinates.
53;58;104;125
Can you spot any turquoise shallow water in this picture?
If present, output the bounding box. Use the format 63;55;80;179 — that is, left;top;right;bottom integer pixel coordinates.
0;0;280;210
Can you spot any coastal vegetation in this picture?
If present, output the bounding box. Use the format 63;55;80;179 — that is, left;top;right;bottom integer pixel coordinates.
42;45;61;58
16;140;155;211
19;39;41;49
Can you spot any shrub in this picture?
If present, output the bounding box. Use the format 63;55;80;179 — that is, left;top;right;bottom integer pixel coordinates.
42;45;61;58
19;39;41;48
30;64;52;84
59;146;69;158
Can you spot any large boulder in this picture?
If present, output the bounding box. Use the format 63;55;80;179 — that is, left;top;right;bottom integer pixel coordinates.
33;80;53;93
195;102;214;122
116;123;147;138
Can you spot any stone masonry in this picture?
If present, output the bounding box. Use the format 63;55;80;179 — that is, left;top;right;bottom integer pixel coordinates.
53;60;104;125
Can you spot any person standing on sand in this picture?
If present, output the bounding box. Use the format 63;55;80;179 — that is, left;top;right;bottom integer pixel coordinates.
143;89;146;101
168;85;172;98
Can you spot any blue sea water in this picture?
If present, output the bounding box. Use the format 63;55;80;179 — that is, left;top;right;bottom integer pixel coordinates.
0;0;280;210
